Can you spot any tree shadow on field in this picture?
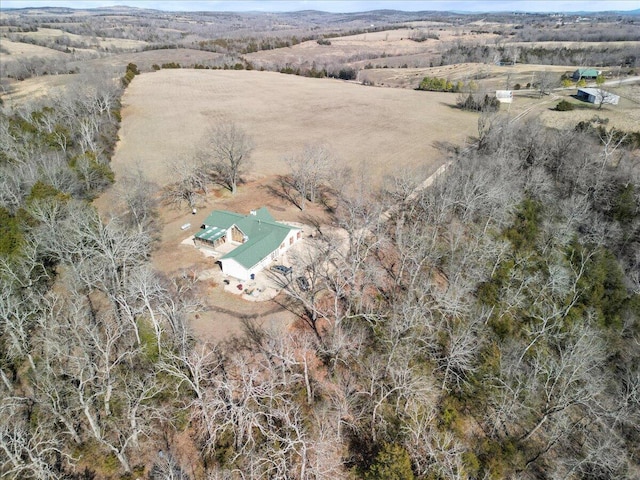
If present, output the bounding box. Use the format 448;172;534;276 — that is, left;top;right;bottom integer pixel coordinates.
262;175;303;210
432;140;461;155
439;100;459;109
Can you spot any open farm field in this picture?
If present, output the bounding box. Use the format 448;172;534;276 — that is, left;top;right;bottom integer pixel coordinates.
109;69;477;186
504;40;640;50
8;27;149;51
358;62;577;90
68;47;226;72
245;26;498;69
0;49;226;103
96;68;478;339
0;73;75;101
0;38;69;59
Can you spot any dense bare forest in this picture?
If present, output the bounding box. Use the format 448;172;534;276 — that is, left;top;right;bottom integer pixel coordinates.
1;5;640;480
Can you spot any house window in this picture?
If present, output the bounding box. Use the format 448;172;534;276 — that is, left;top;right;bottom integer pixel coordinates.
280;242;285;250
297;231;301;239
289;236;294;245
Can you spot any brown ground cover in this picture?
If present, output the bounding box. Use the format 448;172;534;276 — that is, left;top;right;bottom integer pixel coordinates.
245;26;499;70
109;69;476;186
13;27;149;51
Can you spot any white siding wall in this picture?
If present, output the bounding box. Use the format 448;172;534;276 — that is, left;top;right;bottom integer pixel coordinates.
220;258;250;281
280;229;300;254
250;255;274;276
220;228;301;280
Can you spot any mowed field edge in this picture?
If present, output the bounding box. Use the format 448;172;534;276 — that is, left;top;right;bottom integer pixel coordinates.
111;69;478;187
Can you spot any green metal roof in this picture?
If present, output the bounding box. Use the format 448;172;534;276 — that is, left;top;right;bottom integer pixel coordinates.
195;225;226;243
195;207;299;269
574;68;599;76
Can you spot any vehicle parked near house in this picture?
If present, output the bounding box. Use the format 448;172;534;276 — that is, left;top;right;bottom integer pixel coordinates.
271;264;292;275
296;276;310;291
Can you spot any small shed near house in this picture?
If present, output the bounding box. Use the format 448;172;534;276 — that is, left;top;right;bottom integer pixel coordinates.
572;68;601;80
576;88;619;105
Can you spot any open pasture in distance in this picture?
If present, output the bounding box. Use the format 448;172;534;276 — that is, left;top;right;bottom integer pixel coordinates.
68;48;225;73
110;69;478;186
0;38;69;60
0;73;76;102
245;25;499;70
358;62;576;90
7;27;149;51
0;49;226;103
502;40;640;50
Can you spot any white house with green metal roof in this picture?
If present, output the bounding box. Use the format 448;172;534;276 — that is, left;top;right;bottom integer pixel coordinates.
194;207;301;280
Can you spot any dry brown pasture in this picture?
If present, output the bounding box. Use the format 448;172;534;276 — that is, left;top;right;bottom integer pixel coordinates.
108;68;477;187
245;26;499;70
0;38;69;60
11;27;149;51
0;49;225;104
358;62;576;90
69;48;225;73
0;74;75;102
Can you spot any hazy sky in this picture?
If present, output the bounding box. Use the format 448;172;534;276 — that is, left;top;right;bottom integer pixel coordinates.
1;0;638;13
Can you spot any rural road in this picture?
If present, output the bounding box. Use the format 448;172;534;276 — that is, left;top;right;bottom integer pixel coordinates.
603;75;640;86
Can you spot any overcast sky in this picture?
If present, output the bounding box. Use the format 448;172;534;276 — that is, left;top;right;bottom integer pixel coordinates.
1;0;638;13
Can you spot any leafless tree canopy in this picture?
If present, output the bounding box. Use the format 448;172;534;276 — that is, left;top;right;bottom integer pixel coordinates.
204;122;254;195
285;143;334;210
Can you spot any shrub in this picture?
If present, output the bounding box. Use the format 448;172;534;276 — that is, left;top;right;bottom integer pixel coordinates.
365;443;414;480
418;75;459;92
122;62;139;86
555;99;575;111
27;181;70;205
503;198;543;250
126;62;139;75
0;207;23;256
457;93;500;112
513;83;521;90
316;38;331;45
336;67;357;80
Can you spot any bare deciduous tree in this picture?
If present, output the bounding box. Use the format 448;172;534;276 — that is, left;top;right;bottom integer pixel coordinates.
162;157;207;210
285;143;333;210
205;122;253;195
116;168;159;233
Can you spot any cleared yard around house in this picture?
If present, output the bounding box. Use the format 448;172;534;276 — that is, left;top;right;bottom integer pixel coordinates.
110;69;478;186
98;68;479;340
